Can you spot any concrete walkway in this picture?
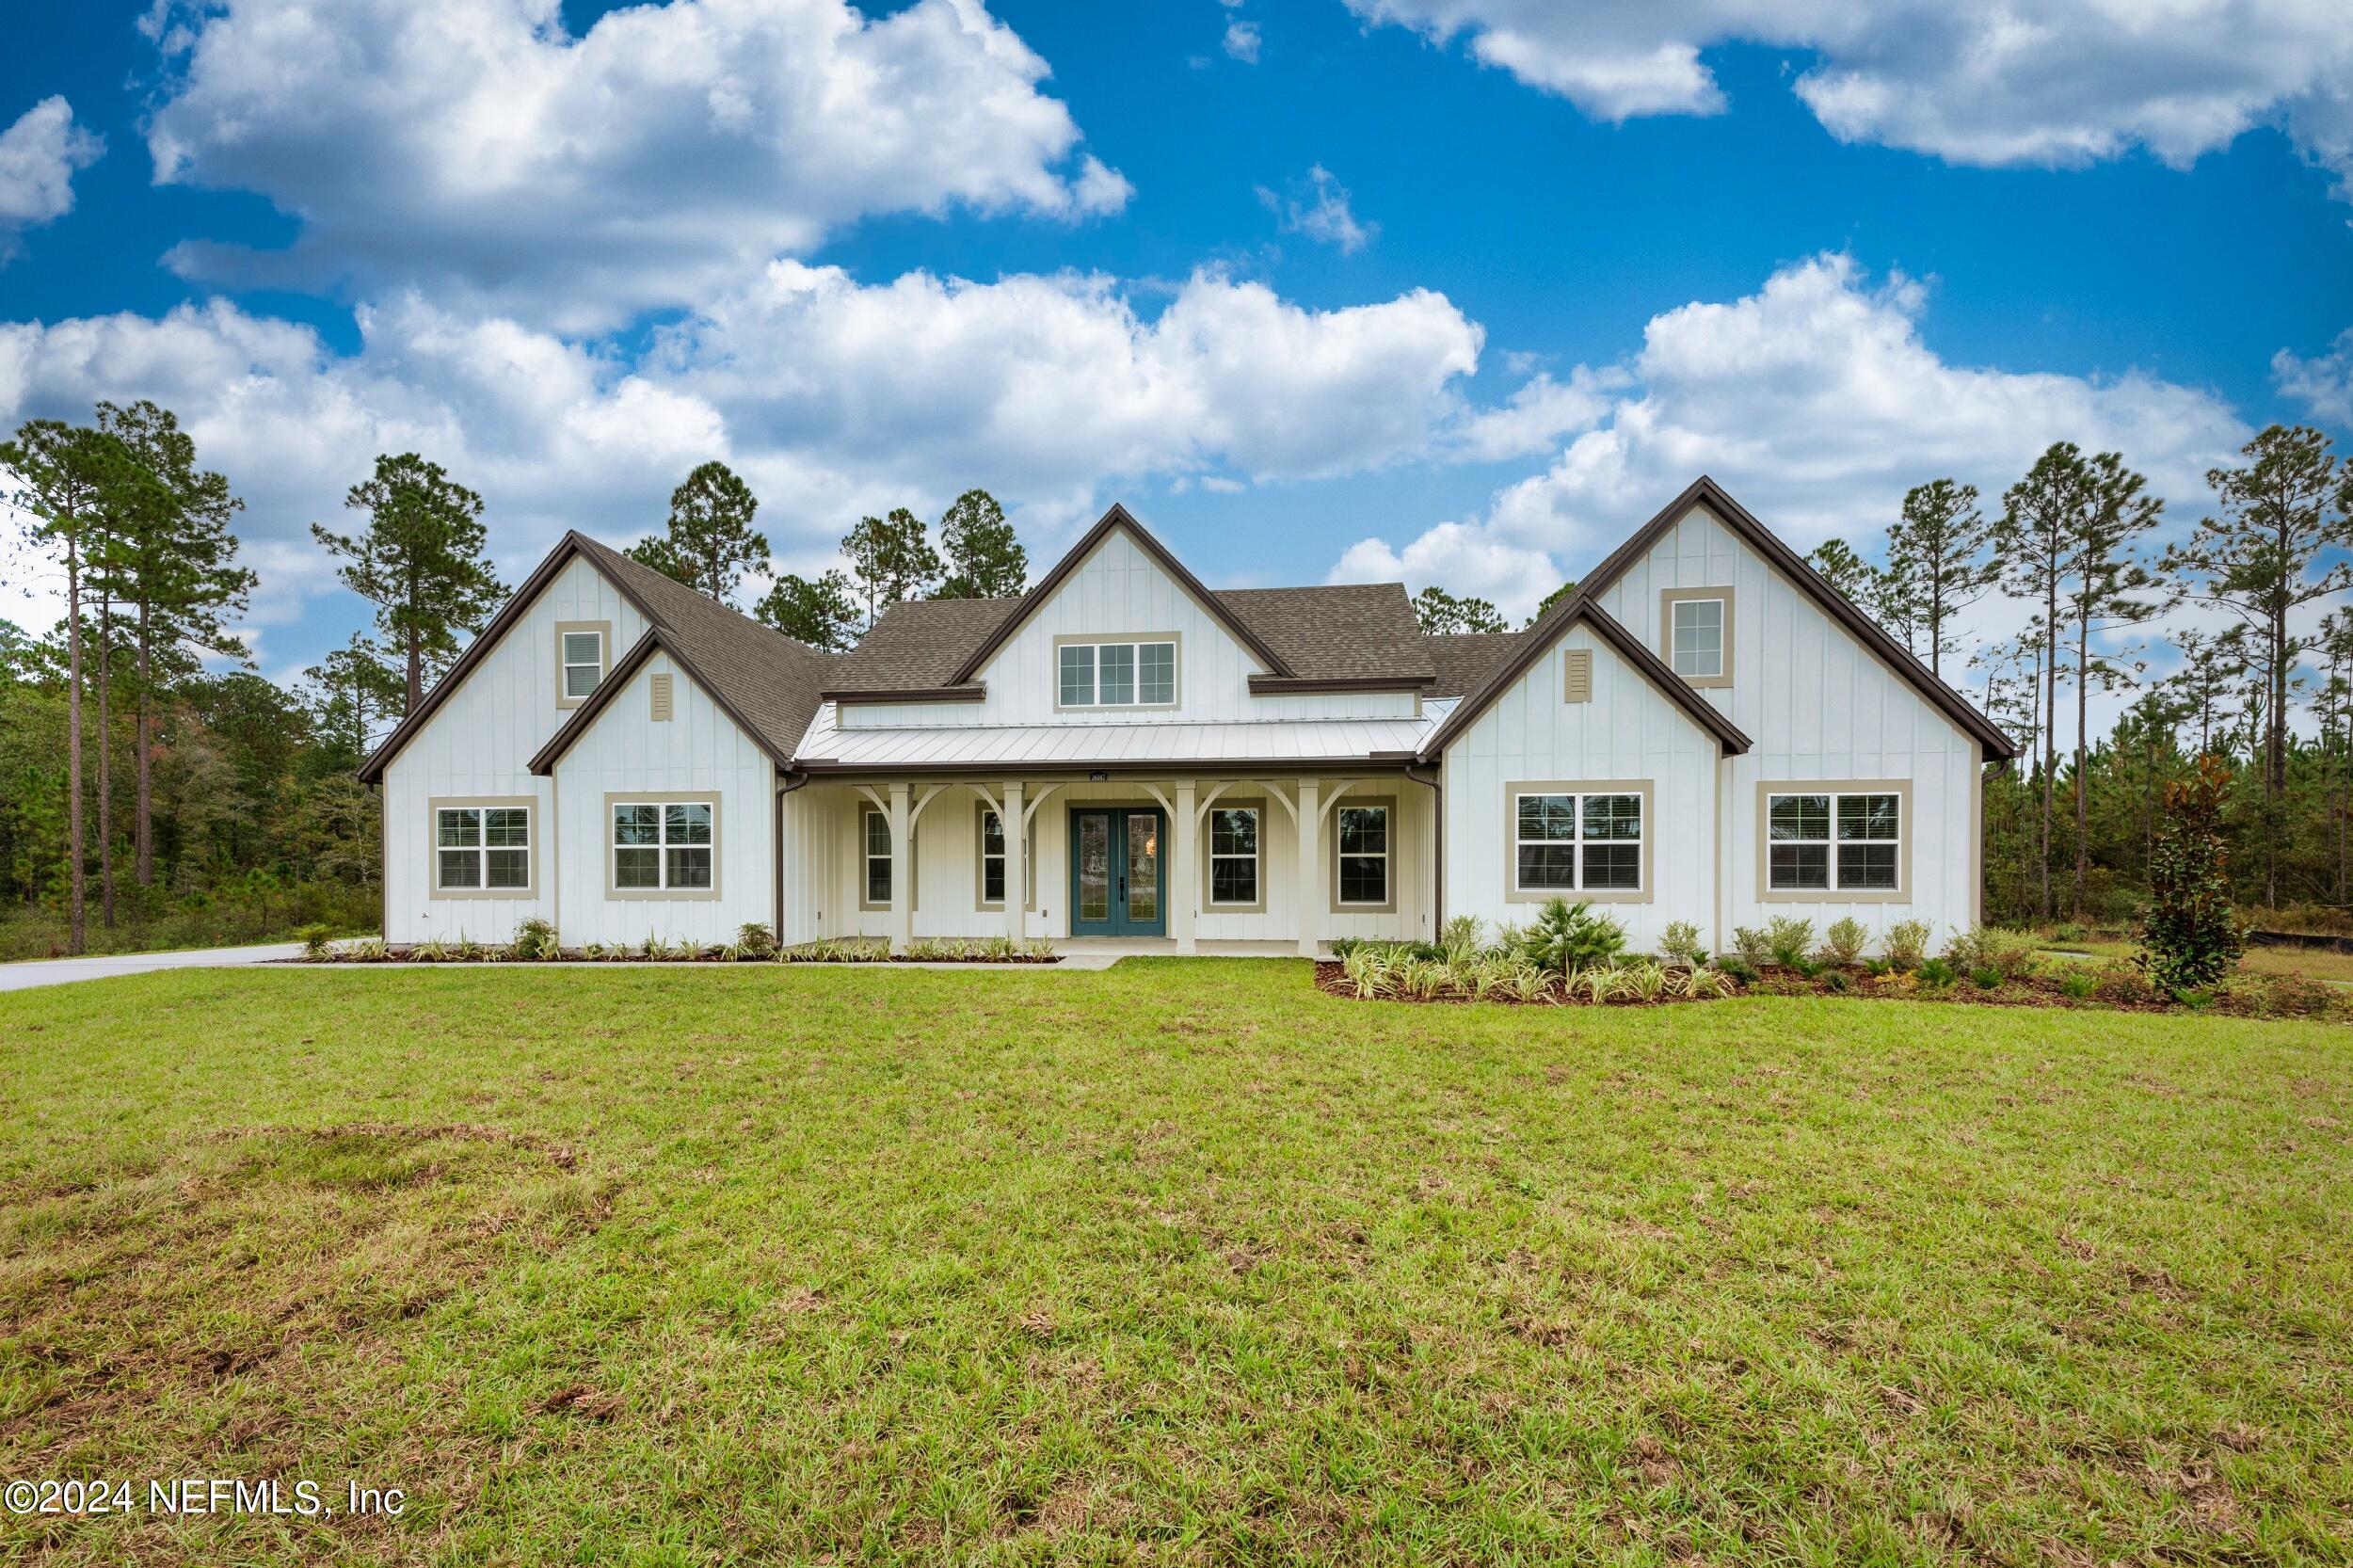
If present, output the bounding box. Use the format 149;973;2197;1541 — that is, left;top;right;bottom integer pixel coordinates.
0;942;307;994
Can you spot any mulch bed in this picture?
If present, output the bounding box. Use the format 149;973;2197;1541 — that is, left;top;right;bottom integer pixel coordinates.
1313;960;2346;1020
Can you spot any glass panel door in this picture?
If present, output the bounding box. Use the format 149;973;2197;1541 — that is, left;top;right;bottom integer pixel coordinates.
1075;811;1112;931
1126;812;1160;926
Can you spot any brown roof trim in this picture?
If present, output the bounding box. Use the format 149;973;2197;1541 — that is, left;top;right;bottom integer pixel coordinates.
528;627;794;776
1579;602;1752;754
818;683;985;705
1418;475;2015;762
942;503;1297;685
356;531;666;784
1246;674;1432;696
789;756;1417;778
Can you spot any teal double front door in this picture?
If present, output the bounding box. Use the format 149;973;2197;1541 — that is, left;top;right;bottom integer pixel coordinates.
1068;807;1165;936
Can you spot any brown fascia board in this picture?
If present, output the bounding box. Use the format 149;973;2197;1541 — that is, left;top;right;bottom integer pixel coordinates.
1246;674;1433;696
1579;602;1752;754
358;531;670;784
1419;475;2014;762
942;503;1297;686
527;627;796;776
789;755;1417;778
818;683;986;705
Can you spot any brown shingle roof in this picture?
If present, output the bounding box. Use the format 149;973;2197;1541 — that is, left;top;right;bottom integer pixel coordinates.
828;597;1020;693
1216;584;1433;684
568;536;840;762
1421;631;1528;698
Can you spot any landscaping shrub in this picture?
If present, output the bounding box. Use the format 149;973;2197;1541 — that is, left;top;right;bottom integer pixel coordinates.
1717;955;1760;985
1823;968;1851;993
2137;754;2247;996
1513;899;1627;975
2058;970;2097;1000
1946;925;2041;982
1764;915;1816;968
1970;965;2005;990
1658;920;1707;968
1819;917;1868;966
511;917;559;960
1882;919;1932;970
1916;957;1957;988
296;922;333;958
1729;926;1773;968
734;921;777;957
1438;915;1483;963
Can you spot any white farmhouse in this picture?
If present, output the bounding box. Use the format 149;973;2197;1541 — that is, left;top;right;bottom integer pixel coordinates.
360;477;2014;955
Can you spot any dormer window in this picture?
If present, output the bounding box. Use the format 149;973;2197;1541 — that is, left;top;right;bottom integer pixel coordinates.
1056;637;1177;709
555;620;611;709
1660;588;1734;689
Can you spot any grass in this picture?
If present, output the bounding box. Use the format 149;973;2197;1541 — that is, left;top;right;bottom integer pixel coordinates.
2036;936;2353;986
2;961;2349;1565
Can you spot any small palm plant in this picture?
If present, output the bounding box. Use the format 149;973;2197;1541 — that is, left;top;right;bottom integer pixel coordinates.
1515;899;1627;976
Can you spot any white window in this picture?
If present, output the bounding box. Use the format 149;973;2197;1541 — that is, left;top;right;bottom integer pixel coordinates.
1513;792;1641;893
1669;598;1723;680
613;801;713;891
1336;804;1389;905
977;808;1034;906
561;629;605;700
864;808;892;905
1057;639;1176;707
1768;792;1900;891
437;806;530;891
1208;807;1259;905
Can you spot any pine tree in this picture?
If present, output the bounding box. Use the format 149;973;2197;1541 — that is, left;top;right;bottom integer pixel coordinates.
2061;451;2161;917
1527;580;1578;626
2161;424;2350;905
1412;585;1507;635
841;509;941;631
2;420;120;953
1999;442;2089;920
936;489;1027;600
755;570;860;652
311;455;505;713
1882;479;1997;679
627;461;769;605
94;401;253;889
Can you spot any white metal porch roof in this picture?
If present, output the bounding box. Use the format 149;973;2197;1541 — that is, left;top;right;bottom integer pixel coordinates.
792;703;1436;772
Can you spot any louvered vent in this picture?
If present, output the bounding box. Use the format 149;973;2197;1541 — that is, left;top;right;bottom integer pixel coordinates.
649;672;674;722
1562;648;1593;703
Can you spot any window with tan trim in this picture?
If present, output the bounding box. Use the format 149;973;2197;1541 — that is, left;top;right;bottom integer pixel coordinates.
1658;587;1735;689
434;803;531;893
1502;780;1654;904
612;800;713;892
976;806;1035;910
1768;791;1899;892
554;620;611;708
1335;804;1389;907
1208;807;1259;906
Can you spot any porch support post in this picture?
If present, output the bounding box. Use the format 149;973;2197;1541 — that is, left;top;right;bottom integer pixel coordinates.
1295;777;1321;958
888;781;912;955
1002;780;1025;943
1173;779;1197;954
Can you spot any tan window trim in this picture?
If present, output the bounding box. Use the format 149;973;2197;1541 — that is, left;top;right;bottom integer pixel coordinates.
1202;797;1266;915
1755;779;1913;904
1658;586;1734;689
604;792;721;901
1329;795;1398;914
426;795;538;900
1051;632;1183;713
858;806;916;912
974;800;1037;912
1503;779;1654;904
554;620;612;710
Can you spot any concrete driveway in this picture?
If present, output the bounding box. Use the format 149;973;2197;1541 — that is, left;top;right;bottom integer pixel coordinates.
0;942;305;994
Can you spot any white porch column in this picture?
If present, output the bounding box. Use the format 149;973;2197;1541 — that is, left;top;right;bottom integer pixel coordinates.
1295;777;1321;958
1002;780;1025;942
888;781;912;955
1173;779;1198;954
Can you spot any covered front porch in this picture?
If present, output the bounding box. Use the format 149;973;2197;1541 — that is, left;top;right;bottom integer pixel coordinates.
777;772;1433;956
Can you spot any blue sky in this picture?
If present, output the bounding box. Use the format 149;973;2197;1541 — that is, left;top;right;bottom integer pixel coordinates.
3;0;2348;703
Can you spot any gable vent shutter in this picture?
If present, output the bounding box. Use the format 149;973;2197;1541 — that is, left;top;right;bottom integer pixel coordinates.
649;673;674;722
1562;648;1593;703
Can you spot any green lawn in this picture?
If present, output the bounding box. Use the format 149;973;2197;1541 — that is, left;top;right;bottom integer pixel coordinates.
3;962;2348;1565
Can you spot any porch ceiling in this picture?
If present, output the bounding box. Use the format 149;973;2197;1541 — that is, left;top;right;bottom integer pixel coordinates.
792;704;1433;772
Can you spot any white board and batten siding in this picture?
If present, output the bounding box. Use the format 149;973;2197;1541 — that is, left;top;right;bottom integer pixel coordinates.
550;651;776;948
381;556;649;944
1589;503;1982;943
835;528;1418;730
1441;623;1720;952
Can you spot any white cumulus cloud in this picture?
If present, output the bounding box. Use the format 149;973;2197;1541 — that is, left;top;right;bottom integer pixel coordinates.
1333;254;2250;620
1256;165;1375;253
0;97;103;259
2273;328;2353;427
1344;1;2353;192
140;0;1130;329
